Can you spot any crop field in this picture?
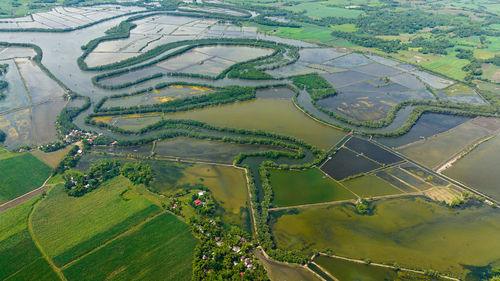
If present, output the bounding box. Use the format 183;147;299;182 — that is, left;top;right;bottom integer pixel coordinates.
63;212;197;281
271;196;500;279
341;175;403;198
320;148;381;180
399;119;494;169
385;167;432;191
0;153;51;204
32;178;160;266
444;135;500;201
0;197;58;281
269;168;356;207
344;137;403;165
167;98;347;150
30;145;74;168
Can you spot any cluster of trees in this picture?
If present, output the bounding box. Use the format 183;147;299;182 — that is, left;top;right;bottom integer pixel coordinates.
57;94;91;136
39;141;66;152
292;74;338;101
331;31;403;53
408;37;454;55
0;63;8;75
0;129;5;143
55;145;81;174
63;160;153;197
355;10;452;35
89;86;255;119
0;80;7;99
191;217;268;280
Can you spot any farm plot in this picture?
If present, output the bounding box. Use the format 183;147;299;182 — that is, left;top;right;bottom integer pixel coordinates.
344;137;403;165
0;5;146;30
0;108;32;150
312;255;446;281
109;113;163;131
0;153;51;204
269;168;356;207
102;85;213;109
15;58;65;104
444;135;500;201
375;113;471;148
341;175;403;198
438;83;485;105
63;212;197;281
154;137;289;164
320;148;381;180
270;196;500;280
0;198;58;281
156;46;273;77
167;98;347;150
32;178;161;267
385;166;432;191
0;59;30;113
399;118;494;169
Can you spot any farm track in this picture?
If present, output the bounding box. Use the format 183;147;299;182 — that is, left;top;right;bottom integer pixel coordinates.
0;175;52;213
268;192;421;212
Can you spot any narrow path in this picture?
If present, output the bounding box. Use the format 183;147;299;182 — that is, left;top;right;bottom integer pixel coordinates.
268;192;420;211
0;175;52;213
315;253;461;281
27;190;67;281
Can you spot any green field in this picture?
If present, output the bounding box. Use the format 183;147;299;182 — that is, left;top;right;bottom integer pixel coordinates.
341;175;403;198
269;168;357;207
271;196;500;279
63;212;197;281
0;153;52;204
0;197;58;280
32;177;160;266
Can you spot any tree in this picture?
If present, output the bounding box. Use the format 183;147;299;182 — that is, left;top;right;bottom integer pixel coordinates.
0;129;5;143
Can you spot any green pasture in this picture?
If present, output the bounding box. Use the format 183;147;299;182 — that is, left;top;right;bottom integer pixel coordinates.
63;212;197;281
269;168;356;207
0;153;52;204
32;178;160;266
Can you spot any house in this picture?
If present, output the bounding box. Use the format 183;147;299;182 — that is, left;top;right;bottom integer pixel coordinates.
194;199;202;206
198;191;205;197
232;246;241;253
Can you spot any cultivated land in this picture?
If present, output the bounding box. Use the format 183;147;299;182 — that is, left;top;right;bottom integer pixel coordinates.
0;0;500;280
0;153;52;204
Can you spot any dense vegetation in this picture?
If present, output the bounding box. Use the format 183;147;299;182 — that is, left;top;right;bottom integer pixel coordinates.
63;160;153;197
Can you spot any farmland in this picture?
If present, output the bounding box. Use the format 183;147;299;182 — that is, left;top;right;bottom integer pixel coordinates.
0;0;499;280
0;153;52;204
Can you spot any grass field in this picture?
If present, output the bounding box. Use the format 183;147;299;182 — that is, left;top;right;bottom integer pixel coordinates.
30;146;73;168
63;212;197;281
341;175;403;198
0;197;58;281
168;98;347;150
32;177;160;266
271;196;500;279
269;168;356;207
0;153;52;204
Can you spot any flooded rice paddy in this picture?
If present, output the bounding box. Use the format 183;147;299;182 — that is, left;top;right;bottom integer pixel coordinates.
271;196;500;279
